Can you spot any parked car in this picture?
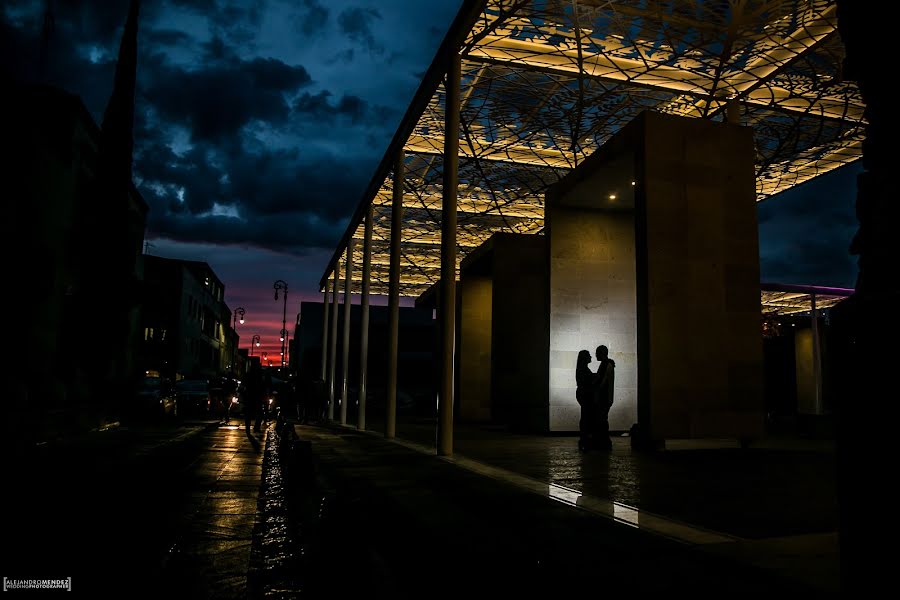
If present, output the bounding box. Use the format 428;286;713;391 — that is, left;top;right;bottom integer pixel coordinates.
175;379;211;416
136;376;177;419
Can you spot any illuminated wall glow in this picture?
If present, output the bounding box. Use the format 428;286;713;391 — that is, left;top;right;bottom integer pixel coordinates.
547;203;638;432
459;276;493;421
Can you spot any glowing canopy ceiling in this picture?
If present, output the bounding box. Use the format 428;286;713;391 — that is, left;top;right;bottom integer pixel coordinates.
321;0;862;297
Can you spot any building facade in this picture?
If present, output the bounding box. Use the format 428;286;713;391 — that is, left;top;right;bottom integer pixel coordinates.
9;85;148;443
140;256;238;380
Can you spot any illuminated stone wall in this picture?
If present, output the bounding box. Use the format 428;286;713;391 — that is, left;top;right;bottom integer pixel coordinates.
547;205;638;432
794;329;817;415
545;111;764;439
459;276;493;421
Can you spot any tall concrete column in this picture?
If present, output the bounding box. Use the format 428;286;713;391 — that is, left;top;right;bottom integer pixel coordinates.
320;288;329;381
340;242;354;425
327;267;339;420
437;53;460;457
386;150;404;439
358;205;373;430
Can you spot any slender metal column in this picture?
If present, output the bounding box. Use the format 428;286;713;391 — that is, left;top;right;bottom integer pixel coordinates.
327;267;339;420
340;242;354;425
320;289;329;381
358;205;373;430
437;53;460;457
386;150;404;439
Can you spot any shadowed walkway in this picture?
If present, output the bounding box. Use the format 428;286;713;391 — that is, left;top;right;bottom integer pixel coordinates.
348;417;839;593
289;422;833;597
160;421;265;598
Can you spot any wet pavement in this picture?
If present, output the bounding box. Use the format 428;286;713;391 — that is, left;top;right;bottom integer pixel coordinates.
5;419;265;597
382;418;838;540
288;423;831;597
3;415;839;596
158;421;264;598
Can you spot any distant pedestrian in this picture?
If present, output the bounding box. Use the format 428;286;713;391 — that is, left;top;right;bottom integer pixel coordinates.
243;364;266;448
594;345;616;450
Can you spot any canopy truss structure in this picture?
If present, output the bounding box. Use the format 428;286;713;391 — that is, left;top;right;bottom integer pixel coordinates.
760;283;852;316
321;0;863;297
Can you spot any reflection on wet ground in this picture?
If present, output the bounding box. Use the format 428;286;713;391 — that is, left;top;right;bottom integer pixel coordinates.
385;418;837;540
160;419;264;597
293;423;832;597
355;417;839;592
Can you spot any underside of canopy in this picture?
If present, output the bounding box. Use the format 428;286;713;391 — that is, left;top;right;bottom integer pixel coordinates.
322;0;862;297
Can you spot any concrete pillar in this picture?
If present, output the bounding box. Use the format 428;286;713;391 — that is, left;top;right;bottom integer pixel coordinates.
327;267;339;420
340;242;354;425
811;293;823;415
386;150;404;439
358;205;373;430
320;288;329;381
437;53;460;456
725;98;741;125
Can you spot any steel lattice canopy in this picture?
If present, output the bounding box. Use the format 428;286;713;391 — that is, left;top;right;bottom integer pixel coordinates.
320;0;863;298
760;283;852;315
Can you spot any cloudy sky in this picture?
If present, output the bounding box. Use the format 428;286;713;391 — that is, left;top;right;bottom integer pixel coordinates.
2;0;860;359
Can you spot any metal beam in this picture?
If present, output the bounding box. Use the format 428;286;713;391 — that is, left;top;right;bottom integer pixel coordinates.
340;241;353;425
438;53;461;457
358;204;373;431
386;150;404;439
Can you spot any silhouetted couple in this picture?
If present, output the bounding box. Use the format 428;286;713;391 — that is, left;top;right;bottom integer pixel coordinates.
576;345;616;451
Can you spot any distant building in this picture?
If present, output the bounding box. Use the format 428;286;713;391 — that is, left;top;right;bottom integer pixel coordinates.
292;301;436;418
139;256;238;380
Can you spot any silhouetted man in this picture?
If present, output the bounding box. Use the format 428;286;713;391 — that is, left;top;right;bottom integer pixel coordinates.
594;345;616;450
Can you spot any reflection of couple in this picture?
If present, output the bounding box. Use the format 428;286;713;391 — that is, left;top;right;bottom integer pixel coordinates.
576;345;616;451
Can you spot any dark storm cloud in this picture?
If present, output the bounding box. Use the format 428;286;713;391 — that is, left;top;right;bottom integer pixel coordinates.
147;54;311;142
329;48;355;64
139;144;358;253
137;137;370;219
143;28;194;48
145;209;346;254
293;90;394;125
3;0;465;258
294;0;329;36
337;6;383;54
162;0;263;44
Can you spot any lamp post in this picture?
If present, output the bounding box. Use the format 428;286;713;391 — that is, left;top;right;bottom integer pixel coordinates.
261;351;268;368
280;328;289;367
274;280;288;369
231;307;245;374
250;335;260;356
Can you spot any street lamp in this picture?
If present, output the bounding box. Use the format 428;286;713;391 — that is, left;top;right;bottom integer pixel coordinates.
273;280;288;369
231;307;245;373
250;334;260;356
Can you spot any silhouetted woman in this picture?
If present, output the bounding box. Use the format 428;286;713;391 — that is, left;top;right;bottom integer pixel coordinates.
576;349;597;451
